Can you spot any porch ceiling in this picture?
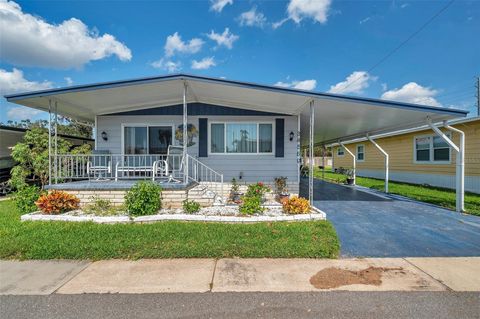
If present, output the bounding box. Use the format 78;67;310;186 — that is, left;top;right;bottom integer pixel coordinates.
4;73;468;145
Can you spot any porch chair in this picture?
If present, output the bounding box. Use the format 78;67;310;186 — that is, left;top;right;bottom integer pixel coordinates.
153;145;185;183
87;150;112;180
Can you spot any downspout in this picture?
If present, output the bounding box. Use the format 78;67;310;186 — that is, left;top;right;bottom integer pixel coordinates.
339;141;355;185
427;118;464;212
367;134;389;193
443;121;465;213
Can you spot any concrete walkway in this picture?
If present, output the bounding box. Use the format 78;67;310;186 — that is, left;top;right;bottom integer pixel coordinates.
1;258;479;295
300;178;480;257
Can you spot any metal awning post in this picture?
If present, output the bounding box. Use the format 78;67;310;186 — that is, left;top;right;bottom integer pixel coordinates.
322;145;325;180
339;141;355;185
48;99;52;186
183;81;188;185
308;100;315;204
427;118;464;212
367;134;389;193
54;101;58;184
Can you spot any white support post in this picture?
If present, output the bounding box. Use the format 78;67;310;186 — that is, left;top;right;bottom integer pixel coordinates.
339;141;355;185
94;115;98;150
48;100;52;186
322;145;325;180
427;118;464;212
367;134;389;193
54;101;58;184
297;115;301;184
183;81;188;185
308;100;314;204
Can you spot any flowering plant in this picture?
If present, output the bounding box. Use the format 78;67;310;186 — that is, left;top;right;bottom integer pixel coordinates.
36;191;80;215
245;182;270;199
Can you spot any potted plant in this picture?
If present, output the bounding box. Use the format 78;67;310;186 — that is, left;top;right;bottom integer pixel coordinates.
274;176;290;203
230;178;243;204
345;169;355;185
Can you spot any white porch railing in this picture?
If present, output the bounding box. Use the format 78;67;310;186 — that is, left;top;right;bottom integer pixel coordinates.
186;154;224;204
53;153;224;203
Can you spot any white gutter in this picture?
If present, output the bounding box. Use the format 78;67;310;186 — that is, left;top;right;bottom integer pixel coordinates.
339;141;355;185
427;118;464;212
367;134;389;193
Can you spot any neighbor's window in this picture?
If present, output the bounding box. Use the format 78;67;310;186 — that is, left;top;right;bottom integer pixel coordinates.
356;145;365;161
210;122;273;154
337;147;345;156
414;134;450;163
124;125;172;155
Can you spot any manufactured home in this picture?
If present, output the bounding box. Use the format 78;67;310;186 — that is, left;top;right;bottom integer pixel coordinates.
4;74;469;209
330;117;479;194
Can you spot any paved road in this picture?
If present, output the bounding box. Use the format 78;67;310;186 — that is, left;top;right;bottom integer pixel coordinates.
300;178;480;258
1;292;479;319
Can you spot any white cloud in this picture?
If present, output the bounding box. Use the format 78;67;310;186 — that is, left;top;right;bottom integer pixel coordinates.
164;32;204;57
0;68;52;95
381;82;441;106
237;7;266;27
64;77;73;86
207;28;239;49
7;106;42;121
359;16;371;24
0;0;131;69
274;0;332;28
274;79;317;91
191;57;216;70
210;0;233;13
328;71;374;94
151;58;182;73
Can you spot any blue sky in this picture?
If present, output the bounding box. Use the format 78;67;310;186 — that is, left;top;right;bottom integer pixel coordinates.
0;0;479;123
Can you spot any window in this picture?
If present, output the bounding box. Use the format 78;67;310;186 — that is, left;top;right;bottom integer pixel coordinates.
337;147;345;156
210;122;273;154
414;134;451;163
123;125;172;155
356;145;365;162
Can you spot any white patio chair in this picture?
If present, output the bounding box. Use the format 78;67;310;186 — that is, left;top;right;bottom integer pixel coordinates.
87;150;111;180
153;145;184;183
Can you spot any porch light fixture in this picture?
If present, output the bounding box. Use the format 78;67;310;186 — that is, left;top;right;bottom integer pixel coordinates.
101;131;108;141
289;131;295;141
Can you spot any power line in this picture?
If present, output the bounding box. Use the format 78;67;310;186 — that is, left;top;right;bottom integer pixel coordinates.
435;87;474;99
341;0;455;92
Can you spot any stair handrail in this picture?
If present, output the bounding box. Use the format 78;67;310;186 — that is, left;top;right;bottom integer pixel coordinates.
186;154;224;204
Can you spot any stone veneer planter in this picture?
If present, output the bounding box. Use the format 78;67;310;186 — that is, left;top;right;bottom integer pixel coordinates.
21;206;326;224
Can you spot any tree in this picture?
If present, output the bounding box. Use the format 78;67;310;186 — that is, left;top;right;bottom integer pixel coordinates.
9;127;89;189
1;117;93;139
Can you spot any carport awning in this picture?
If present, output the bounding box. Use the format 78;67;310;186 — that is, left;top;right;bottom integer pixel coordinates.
4;73;468;145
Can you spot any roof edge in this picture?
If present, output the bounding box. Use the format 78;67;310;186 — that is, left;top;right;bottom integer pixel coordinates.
4;73;469;117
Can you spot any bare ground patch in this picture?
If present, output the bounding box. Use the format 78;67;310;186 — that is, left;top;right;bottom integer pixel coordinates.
310;266;404;289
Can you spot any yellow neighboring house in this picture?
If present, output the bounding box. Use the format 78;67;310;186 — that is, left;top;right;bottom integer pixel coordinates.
331;116;480;194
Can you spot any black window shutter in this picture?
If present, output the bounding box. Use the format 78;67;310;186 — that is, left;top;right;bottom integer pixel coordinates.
199;118;208;157
275;118;284;158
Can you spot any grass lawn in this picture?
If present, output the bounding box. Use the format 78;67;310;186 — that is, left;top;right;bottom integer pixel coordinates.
314;168;480;216
0;200;339;260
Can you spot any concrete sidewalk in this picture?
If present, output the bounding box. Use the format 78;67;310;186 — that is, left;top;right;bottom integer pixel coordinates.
1;258;479;295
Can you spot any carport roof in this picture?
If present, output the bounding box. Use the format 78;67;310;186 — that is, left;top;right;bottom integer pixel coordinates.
4;73;468;145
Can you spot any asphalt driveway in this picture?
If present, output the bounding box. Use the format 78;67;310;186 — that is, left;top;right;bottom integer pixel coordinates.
300;178;480;258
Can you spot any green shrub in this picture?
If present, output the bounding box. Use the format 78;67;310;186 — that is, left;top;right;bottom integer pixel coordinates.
182;199;201;214
14;185;44;214
125;181;162;216
239;196;264;215
245;182;270;199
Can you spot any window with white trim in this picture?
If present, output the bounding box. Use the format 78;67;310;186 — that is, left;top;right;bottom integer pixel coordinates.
414;134;451;163
123;125;172;155
210;122;273;154
337;147;345;156
356;145;365;162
